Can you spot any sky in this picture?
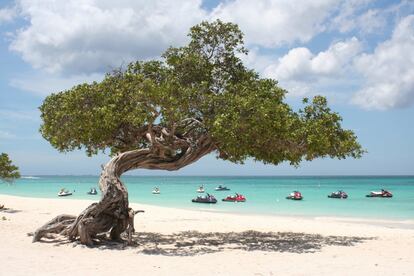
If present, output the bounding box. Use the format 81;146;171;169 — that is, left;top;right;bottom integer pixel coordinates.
0;0;413;176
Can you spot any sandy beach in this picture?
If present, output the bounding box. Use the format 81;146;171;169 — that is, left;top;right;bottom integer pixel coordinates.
1;194;413;276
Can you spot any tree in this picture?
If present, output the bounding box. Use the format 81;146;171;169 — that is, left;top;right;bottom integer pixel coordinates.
33;20;363;245
0;153;20;183
0;152;20;209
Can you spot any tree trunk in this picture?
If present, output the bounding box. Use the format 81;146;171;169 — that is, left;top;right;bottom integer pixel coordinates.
33;136;215;245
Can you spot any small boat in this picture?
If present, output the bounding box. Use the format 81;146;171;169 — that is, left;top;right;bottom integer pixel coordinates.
152;187;160;194
366;189;393;198
222;193;246;202
197;185;205;193
192;194;217;204
215;185;230;191
328;190;348;199
286;191;303;200
21;176;40;179
58;189;72;197
87;188;98;195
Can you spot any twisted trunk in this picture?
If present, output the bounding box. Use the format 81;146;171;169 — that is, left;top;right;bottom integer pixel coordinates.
33;135;215;245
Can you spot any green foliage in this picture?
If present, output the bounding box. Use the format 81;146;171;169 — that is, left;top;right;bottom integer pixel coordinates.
40;20;363;165
0;153;20;183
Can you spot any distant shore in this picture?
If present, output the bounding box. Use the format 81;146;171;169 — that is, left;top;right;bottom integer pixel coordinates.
1;194;413;275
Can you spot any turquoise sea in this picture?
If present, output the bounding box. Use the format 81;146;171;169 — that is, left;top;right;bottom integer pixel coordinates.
1;176;413;220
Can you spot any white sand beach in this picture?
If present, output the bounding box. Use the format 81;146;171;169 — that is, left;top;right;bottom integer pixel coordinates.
1;194;413;276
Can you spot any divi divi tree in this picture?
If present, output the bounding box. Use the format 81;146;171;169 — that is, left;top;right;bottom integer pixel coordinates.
0;153;20;183
0;152;20;209
33;21;363;245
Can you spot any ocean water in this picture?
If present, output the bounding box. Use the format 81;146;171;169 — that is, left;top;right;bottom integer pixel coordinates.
1;176;413;220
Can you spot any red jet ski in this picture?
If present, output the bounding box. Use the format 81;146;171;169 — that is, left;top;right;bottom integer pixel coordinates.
222;193;246;202
366;189;393;198
286;191;303;200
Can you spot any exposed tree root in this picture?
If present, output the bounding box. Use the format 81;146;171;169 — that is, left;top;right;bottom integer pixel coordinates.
31;208;141;245
33;134;214;246
32;214;76;242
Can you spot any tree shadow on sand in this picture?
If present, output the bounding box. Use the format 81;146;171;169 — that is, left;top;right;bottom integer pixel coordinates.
131;231;372;256
32;230;373;256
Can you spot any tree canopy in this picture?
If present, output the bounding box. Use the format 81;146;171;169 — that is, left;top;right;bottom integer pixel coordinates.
40;20;363;168
0;153;20;183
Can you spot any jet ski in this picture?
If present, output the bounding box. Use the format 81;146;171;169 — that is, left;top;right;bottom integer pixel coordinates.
197;185;205;193
152;187;160;194
58;189;72;197
222;193;246;202
366;189;392;198
192;194;217;204
328;190;348;199
286;191;303;200
87;188;98;195
215;185;230;191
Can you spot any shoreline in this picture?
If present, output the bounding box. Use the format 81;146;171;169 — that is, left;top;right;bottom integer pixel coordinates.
1;193;413;227
1;194;413;234
1;194;414;275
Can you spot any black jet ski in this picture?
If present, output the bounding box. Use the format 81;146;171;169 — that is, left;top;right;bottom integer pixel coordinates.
192;194;217;204
328;190;348;199
87;188;98;195
215;185;230;191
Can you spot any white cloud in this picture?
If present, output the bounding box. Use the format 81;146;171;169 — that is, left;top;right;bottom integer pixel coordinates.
10;0;365;75
311;37;362;74
331;0;414;35
0;7;16;24
7;0;383;77
10;72;104;96
7;0;354;98
265;47;313;83
263;37;362;96
352;15;414;110
356;9;387;34
330;0;375;33
265;37;361;80
211;0;339;47
10;0;206;74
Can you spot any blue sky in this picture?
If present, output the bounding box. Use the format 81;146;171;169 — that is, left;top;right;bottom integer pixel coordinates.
0;0;413;176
